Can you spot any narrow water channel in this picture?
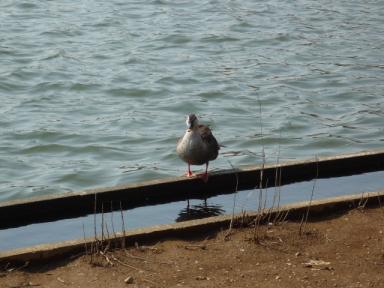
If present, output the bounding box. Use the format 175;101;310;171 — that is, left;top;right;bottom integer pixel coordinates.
1;171;384;252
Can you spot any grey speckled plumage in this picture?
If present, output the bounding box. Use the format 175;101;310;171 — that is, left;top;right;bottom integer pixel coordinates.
176;114;220;178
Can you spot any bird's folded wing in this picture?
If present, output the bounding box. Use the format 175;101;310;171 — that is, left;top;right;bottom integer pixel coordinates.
198;125;220;150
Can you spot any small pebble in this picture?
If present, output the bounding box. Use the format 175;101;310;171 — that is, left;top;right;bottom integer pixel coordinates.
124;276;134;284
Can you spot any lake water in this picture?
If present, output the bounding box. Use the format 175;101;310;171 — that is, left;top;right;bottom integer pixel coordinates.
1;0;384;202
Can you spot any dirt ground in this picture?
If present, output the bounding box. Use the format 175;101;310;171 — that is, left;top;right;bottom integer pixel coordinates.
1;206;384;288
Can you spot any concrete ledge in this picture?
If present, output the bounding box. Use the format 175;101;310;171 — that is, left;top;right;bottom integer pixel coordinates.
1;190;383;265
1;149;384;229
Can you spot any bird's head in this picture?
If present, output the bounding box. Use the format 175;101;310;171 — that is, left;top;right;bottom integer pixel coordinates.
186;114;198;130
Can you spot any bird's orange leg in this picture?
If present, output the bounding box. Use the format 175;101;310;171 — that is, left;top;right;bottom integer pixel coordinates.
200;162;209;183
186;163;193;177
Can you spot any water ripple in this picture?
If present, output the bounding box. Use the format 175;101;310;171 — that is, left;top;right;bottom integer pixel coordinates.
0;0;384;201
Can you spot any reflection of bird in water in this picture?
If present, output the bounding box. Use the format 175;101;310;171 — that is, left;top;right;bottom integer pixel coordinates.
176;114;220;182
176;199;225;222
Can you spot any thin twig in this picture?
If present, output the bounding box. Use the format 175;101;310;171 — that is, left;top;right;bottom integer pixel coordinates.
110;255;142;271
82;223;88;256
103;224;111;254
269;138;282;224
92;192;98;259
124;251;147;261
142;278;158;286
120;201;126;249
110;201;117;248
299;156;318;235
9;284;40;288
101;202;105;245
227;160;239;233
100;251;113;266
254;95;265;241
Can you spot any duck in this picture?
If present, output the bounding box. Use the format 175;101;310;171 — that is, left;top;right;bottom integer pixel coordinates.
176;114;220;181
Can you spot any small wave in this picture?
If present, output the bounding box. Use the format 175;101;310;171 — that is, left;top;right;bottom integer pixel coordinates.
20;144;71;155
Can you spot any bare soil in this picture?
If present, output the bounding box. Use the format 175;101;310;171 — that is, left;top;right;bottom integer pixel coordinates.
2;207;384;288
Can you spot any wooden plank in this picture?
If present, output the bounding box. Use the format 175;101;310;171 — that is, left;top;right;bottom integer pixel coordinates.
0;149;384;229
